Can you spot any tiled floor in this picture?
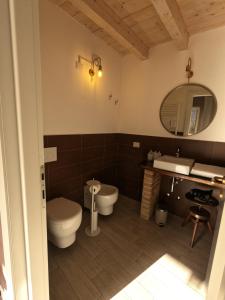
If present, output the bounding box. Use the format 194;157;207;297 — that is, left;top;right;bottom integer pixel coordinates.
48;196;212;300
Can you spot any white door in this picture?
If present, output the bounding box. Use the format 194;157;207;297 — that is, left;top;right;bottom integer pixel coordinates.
0;0;49;299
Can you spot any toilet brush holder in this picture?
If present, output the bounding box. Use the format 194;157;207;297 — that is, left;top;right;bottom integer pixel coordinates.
85;179;101;237
85;210;100;237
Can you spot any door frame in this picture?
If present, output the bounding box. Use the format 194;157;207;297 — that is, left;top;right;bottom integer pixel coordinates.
207;201;225;300
0;0;49;299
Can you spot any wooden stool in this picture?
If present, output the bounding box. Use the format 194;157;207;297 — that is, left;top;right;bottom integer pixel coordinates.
182;206;212;247
183;189;219;248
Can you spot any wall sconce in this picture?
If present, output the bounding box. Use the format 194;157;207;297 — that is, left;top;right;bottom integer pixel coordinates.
77;54;103;78
186;57;193;83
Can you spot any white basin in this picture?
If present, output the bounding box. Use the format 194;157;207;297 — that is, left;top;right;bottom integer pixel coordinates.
191;163;225;179
153;155;195;175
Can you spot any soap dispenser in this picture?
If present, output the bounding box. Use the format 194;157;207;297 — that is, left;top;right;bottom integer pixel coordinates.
154;151;161;160
147;150;154;161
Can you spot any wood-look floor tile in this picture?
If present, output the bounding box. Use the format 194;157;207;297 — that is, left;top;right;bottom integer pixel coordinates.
55;254;103;300
93;268;126;299
48;195;211;300
49;267;79;300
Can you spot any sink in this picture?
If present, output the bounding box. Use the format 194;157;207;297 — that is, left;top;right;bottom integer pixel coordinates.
153;155;195;175
191;163;225;179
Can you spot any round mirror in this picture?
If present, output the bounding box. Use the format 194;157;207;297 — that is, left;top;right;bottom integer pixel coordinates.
160;83;217;136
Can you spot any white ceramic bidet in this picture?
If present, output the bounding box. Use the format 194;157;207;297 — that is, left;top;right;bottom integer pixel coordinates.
84;183;118;215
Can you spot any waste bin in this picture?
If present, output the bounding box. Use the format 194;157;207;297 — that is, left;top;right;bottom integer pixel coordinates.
155;202;168;227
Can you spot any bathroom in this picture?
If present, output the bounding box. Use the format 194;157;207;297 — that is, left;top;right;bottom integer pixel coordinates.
40;0;225;299
1;0;225;299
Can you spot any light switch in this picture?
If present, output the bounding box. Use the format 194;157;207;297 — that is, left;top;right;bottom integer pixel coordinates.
133;142;140;148
44;147;57;163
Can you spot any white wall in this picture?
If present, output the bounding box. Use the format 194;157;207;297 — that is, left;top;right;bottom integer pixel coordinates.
40;0;121;135
40;1;225;142
119;26;225;142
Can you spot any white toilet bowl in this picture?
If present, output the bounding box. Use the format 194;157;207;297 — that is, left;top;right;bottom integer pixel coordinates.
47;197;82;248
84;184;118;216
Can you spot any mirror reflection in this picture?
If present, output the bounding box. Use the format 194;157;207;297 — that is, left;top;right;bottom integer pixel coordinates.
160;84;217;136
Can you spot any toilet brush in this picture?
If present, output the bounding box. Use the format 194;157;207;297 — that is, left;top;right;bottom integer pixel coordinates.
85;179;101;237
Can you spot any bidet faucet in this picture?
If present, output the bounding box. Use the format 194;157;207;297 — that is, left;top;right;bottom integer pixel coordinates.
176;147;180;158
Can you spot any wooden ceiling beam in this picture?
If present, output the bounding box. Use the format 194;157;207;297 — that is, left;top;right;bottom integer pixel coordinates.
151;0;189;50
70;0;149;59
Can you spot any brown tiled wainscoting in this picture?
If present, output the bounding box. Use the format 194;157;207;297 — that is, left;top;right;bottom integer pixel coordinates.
117;134;225;222
44;134;118;205
44;133;225;220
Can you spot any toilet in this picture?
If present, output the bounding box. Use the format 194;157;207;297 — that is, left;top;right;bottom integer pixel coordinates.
84;184;118;215
47;197;82;248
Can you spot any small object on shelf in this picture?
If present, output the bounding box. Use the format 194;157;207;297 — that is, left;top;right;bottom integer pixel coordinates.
186;188;218;206
213;176;225;184
147;150;154;161
153;151;161;160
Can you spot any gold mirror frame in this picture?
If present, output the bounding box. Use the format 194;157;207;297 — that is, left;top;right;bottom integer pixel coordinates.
160;83;217;137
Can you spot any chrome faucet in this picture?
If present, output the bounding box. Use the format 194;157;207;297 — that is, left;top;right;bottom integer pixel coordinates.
176;147;180;158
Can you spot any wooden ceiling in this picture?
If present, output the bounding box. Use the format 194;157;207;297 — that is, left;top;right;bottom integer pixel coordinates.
49;0;225;59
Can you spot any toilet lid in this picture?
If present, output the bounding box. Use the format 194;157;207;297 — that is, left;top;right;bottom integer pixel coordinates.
47;197;82;223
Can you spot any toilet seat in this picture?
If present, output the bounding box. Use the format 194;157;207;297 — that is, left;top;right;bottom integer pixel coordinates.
47;197;81;223
97;185;116;196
